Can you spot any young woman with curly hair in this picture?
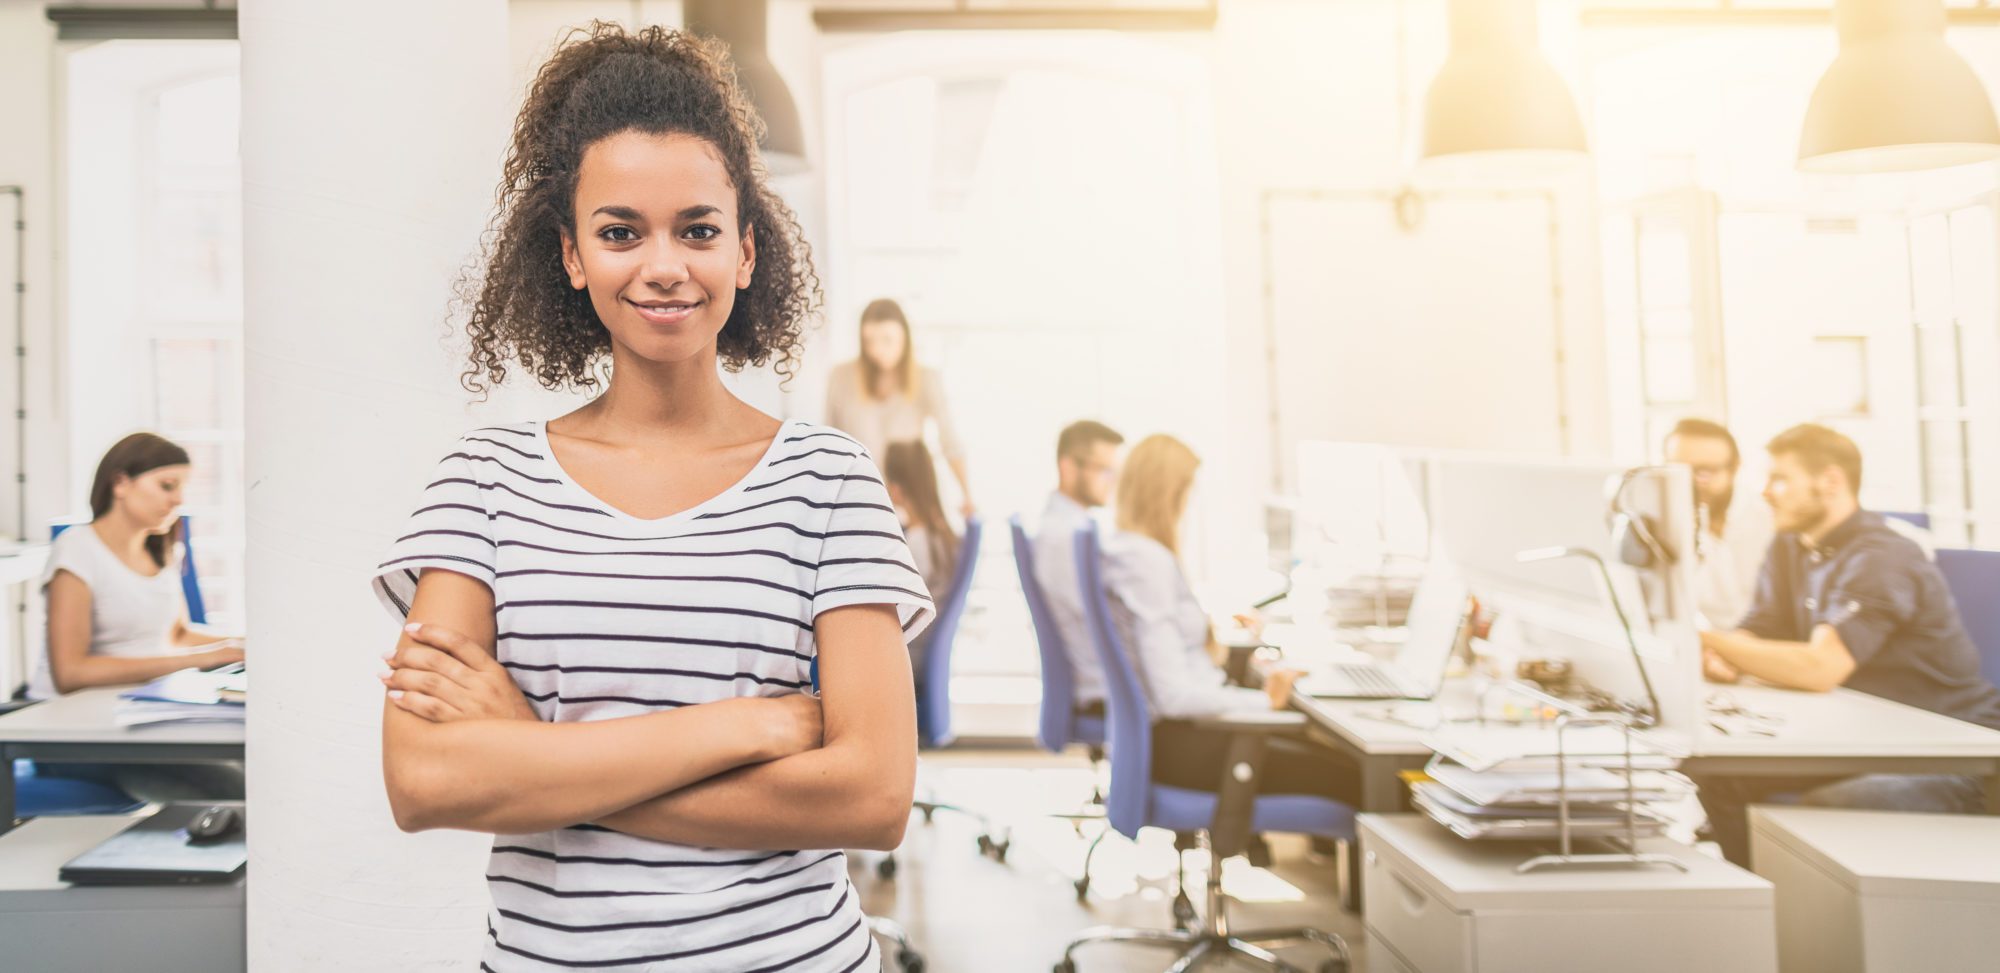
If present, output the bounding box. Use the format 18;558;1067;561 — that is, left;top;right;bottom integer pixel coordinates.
370;23;932;972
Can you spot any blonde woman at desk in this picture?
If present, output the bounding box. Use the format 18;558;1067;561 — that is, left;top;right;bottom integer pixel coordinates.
29;432;244;800
1103;434;1359;805
825;298;974;515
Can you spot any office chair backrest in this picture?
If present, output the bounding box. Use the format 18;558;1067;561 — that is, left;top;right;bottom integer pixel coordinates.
1074;520;1152;840
50;515;205;625
1882;510;1932;532
1011;515;1079;754
1937;548;2000;688
915;516;982;749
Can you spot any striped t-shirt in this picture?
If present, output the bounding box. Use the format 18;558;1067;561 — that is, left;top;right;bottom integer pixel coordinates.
371;418;933;973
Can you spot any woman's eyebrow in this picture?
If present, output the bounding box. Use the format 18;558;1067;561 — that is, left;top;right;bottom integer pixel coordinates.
587;204;722;222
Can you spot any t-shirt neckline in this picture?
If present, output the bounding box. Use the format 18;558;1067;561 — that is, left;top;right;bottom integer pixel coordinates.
531;418;801;528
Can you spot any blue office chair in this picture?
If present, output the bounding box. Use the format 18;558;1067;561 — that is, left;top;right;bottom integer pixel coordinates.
873;518;1005;873
8;517;204;820
1057;521;1351;973
869;518;989;973
1010;514;1114;898
1937;548;2000;688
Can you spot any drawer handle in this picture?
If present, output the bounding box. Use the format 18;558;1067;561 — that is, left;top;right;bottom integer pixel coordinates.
1393;872;1429;915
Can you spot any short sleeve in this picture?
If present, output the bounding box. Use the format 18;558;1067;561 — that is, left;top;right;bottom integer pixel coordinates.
40;527;100;593
1734;536;1790;638
1819;544;1918;666
370;448;497;619
811;453;936;641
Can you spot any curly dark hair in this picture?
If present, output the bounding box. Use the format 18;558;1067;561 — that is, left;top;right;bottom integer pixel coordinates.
458;22;820;395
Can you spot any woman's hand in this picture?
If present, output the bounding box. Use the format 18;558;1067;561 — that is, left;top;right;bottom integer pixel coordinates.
1264;668;1305;710
382;623;538;723
197;644;245;670
1702;645;1742;684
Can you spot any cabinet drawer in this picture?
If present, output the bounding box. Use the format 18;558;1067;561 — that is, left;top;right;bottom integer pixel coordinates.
1362;843;1476;973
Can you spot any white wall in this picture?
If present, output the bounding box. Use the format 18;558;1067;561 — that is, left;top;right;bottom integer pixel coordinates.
240;0;511;966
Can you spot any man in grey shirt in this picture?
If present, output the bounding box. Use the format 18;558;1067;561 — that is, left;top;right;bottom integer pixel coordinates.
1033;421;1124;708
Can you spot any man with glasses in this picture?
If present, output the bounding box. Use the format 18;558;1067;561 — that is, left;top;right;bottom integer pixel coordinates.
1036;421;1124;707
1665;418;1770;633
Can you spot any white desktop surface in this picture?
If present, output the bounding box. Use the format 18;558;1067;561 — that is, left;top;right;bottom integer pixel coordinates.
1290;680;2000;761
0;687;244;746
1750;806;2000;899
1696;683;2000;760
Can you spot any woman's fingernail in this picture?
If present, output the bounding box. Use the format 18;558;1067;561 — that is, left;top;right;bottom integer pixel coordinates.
376;668;393;681
404;623;422;634
387;690;405;700
380;651;396;662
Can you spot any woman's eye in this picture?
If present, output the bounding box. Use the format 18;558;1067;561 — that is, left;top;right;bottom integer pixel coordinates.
685;224;721;241
598;226;638;243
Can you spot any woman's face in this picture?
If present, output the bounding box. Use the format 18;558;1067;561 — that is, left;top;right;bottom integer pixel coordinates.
860;318;906;371
116;465;189;533
560;131;756;369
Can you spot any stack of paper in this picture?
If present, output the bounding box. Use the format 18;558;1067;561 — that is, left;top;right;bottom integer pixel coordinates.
114;665;246;728
1414;723;1688;841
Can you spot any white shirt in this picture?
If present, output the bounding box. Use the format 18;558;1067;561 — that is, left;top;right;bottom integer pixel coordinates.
1101;531;1268;719
29;525;186;700
373;420;933;973
1695;493;1772;631
1033;491;1105;704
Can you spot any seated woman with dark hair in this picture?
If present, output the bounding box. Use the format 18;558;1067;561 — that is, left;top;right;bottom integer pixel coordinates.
30;432;245;801
882;440;958;677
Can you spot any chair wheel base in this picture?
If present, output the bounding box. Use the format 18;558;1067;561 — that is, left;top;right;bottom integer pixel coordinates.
896;951;926;973
875;855;897;880
1052;962;1076;973
976;834;1010;862
1320;960;1348;973
1073;877;1089;902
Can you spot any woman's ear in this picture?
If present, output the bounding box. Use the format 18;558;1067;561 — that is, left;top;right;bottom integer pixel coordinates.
559;227;587;291
736;223;756;290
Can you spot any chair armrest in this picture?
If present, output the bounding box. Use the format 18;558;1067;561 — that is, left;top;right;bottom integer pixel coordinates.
1223;643;1260;686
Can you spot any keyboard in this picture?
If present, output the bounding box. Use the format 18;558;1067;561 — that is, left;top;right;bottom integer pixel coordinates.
1307;664;1405;698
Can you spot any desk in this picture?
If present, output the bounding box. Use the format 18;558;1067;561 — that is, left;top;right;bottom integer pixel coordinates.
0;813;244;972
0;688;244;835
1288;682;2000;814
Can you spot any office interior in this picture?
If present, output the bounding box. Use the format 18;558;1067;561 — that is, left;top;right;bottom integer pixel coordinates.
3;0;2000;970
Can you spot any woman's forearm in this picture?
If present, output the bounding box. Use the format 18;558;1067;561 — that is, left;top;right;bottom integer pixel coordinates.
51;651;214;694
595;738;915;851
386;699;785;835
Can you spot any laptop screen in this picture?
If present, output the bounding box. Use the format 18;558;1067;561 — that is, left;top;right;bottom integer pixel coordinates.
1391;569;1470;692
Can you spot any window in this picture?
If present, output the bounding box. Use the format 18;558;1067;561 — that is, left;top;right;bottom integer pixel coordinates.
66;41;244;629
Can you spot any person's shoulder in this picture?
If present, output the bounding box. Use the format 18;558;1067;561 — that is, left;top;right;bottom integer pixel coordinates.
455;422;538;450
1850;518;1927;564
48;524;96;560
763;420;878;479
1107;530;1173;567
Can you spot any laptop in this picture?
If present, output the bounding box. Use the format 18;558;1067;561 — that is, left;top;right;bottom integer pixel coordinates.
60;802;246;886
1296;570;1473;700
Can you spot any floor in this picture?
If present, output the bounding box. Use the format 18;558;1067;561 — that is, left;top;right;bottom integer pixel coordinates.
853;750;1367;973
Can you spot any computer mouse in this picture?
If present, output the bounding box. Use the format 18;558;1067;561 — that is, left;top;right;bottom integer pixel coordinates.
185;805;242;845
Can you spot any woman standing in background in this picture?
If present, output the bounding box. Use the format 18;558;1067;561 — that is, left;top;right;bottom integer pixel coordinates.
826;298;974;514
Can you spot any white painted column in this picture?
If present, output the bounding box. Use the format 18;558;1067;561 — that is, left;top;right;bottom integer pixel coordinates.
239;1;511;967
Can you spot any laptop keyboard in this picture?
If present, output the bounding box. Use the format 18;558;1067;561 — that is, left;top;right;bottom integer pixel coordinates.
1328;664;1402;697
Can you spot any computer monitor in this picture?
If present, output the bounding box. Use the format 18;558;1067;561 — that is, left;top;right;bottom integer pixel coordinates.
1391;566;1473;696
1417;453;1701;737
